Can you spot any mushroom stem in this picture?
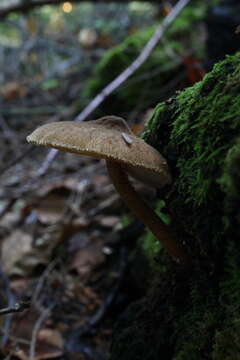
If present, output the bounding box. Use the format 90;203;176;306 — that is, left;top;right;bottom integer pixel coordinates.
106;161;190;265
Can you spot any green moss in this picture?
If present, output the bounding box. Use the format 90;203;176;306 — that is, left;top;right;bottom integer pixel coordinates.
219;139;240;209
213;323;240;360
141;200;170;271
145;53;240;256
110;53;240;360
212;236;240;359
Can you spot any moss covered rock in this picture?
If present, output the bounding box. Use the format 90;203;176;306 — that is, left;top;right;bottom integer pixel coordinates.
110;52;240;360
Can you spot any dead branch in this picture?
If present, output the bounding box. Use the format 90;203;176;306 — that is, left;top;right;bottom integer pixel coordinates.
35;0;191;177
0;301;31;316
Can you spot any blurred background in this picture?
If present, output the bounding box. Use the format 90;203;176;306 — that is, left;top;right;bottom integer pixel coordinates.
0;1;239;359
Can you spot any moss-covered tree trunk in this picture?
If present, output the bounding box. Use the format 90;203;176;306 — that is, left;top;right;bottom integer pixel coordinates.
110;52;240;360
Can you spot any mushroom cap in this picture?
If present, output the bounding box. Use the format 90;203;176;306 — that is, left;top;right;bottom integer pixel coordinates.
27;116;171;188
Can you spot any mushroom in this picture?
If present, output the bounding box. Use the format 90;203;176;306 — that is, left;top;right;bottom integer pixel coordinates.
27;116;189;264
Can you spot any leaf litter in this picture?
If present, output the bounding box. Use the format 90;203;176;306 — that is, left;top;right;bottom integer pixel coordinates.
0;148;142;360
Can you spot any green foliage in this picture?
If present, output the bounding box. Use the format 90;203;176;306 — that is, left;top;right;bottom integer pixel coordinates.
213;322;240;360
141;200;170;270
0;23;22;47
173;278;220;360
41;79;59;90
121;214;133;228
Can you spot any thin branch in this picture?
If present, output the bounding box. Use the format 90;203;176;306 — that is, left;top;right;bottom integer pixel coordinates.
0;301;31;316
29;303;55;360
32;259;58;307
35;0;191;177
36;148;58;177
0;265;16;346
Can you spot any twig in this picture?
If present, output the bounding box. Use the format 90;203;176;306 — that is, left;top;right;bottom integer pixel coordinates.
32;259;58;307
0;301;30;316
0;198;16;219
35;0;191;177
36;148;58;177
29;303;55;360
65;248;128;351
0;266;16;346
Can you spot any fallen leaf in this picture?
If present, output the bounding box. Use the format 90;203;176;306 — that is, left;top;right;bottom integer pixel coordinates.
35;193;67;224
2;230;32;275
0;82;27;101
2;227;60;277
10;278;31;294
8;310;64;360
10;341;63;360
70;243;105;281
38;328;64;349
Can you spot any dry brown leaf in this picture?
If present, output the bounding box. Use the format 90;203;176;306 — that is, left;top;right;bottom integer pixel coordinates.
72;217;90;228
92;174;109;187
2;230;32;275
10;278;31;294
8;310;64;360
32;179;91;224
74;283;101;307
35;193;67;224
70;243;105;280
37;177;87;197
0;199;26;229
11;348;28;360
2;227;59;277
10;341;63;360
12;308;40;339
0;82;27;101
33;341;63;359
38;328;64;349
97;33;115;49
0;212;20;229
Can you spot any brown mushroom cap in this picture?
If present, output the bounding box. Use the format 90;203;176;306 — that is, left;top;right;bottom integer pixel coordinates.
27;116;171;188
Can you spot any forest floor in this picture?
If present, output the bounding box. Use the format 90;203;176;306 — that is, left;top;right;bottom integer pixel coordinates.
0;129;151;359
